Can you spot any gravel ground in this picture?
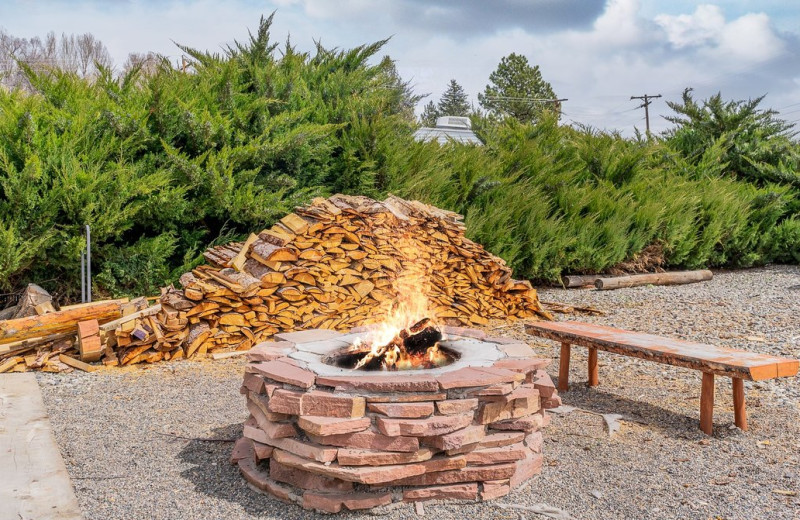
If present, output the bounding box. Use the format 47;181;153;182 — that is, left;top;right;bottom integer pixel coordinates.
37;265;800;520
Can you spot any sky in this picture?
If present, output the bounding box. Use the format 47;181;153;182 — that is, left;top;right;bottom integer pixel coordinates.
2;0;799;135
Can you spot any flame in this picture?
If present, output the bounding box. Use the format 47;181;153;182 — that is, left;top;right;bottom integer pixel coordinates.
350;270;449;370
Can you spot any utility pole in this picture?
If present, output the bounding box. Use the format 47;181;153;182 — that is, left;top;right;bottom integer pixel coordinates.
630;93;662;135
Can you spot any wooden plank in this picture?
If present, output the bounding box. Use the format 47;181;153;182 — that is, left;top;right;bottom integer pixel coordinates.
0;301;123;345
0;332;74;356
525;321;798;381
58;354;99;373
700;372;715;435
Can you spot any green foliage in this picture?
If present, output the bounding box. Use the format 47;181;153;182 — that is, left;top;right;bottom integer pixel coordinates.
421;79;472;124
664;88;800;187
478;53;557;123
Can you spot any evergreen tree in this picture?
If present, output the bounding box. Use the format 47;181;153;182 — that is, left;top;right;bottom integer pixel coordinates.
478;53;556;123
420;100;439;126
436;79;470;117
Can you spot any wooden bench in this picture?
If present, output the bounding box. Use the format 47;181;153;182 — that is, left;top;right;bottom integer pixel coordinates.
525;320;799;435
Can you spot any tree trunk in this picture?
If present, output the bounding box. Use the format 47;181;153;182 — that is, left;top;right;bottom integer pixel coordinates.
594;270;712;290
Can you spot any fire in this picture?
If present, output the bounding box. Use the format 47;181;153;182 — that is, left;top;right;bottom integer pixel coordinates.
349;271;450;371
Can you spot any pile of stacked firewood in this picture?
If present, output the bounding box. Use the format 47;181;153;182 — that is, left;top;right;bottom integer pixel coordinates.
0;195;548;372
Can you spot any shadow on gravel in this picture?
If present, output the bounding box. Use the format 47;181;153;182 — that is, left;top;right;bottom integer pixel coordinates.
553;383;739;440
176;423;316;518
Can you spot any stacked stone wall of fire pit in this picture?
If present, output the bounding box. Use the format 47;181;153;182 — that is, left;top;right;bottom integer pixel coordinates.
230;327;562;513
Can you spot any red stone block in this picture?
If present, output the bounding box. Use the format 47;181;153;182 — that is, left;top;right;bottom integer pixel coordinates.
248;391;290;422
272;449;427;485
481;479;510;500
247;341;295;362
390;462;516;486
301;390;366;418
268;389;303;415
490;414;545;433
403;483;479;501
337;447;434;466
510;451;543;488
465;443;527;465
492;358;549;375
419;456;467;473
252;441;273;460
437;367;518;390
376;414;472;437
531;369;557;398
307;430;419;453
367;401;434;418
274;328;342;343
245;403;298;439
479;431;525;449
270;458;353;492
230;437;254;465
542;395;563;409
365;392;447;403
298;415;371;436
466;382;516;396
244;425;337;462
423;425;486;451
242;373;266;394
445;442;481;456
302;491;392;513
524;431;543;453
316;374;439;393
435;398;478;415
238;457;291;501
248;360;316;388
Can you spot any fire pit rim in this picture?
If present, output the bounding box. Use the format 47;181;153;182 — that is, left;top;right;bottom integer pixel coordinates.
289;335;505;378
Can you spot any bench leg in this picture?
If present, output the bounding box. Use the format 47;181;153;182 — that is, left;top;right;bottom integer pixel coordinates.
700;372;715;435
588;347;599;387
732;378;747;431
558;342;571;392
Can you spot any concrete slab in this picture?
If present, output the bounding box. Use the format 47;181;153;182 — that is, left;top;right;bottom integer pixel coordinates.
0;373;83;520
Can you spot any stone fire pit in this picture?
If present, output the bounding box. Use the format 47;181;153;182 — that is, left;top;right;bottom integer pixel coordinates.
230;326;561;513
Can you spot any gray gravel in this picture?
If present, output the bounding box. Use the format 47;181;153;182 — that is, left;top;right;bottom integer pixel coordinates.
37;265;800;520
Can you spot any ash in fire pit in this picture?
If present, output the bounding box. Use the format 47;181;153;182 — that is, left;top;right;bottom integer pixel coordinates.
322;318;460;371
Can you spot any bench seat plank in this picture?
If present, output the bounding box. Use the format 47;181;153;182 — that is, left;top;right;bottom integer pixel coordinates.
525;321;798;381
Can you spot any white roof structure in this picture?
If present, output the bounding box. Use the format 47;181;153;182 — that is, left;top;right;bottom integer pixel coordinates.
413;116;482;145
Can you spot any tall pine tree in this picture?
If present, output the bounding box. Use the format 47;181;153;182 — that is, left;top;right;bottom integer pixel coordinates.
478;53;556;123
437;79;470;117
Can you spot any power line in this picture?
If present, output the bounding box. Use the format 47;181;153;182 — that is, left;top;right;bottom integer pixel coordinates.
630;93;662;135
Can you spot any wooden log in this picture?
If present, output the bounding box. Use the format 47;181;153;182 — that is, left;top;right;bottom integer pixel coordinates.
77;320;103;362
561;274;600;288
0;301;122;345
594;270;713;290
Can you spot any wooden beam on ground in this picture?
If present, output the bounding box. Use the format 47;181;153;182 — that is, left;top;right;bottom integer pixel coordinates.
0;301;123;345
561;274;600;288
58;354;98;373
594;270;712;290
